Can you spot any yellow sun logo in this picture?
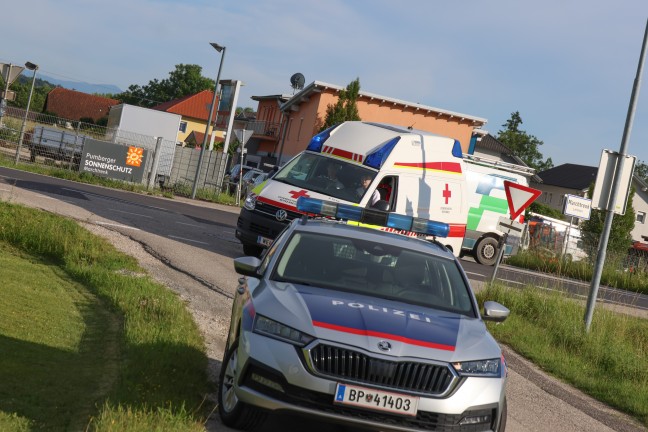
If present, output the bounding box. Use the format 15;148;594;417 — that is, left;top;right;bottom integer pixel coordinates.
126;146;144;167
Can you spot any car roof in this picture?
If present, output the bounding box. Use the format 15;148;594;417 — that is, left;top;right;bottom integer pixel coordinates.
288;217;455;260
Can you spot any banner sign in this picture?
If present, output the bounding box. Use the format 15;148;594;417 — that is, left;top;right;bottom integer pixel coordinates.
80;138;147;183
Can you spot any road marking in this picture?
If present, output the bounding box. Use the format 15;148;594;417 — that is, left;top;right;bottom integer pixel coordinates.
109;209;153;218
464;271;485;277
95;221;141;230
176;221;202;227
168;235;209;245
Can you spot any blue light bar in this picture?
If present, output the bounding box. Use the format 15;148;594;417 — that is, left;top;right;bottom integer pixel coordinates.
306;125;336;153
295;197;450;238
364;136;400;169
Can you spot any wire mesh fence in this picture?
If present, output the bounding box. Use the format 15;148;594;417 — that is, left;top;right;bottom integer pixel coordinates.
0;105;232;195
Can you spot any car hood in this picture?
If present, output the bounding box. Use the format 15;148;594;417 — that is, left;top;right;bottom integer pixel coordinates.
253;281;501;362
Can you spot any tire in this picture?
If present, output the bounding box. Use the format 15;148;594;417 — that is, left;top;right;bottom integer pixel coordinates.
243;244;263;257
218;339;267;430
497;397;508;432
474;236;499;266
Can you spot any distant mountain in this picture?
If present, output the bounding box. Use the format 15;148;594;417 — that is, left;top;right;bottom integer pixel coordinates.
36;73;122;95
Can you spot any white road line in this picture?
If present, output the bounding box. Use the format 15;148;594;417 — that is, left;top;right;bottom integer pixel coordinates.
94;221;140;230
464;271;485;277
109;209;154;218
176;221;202;227
168;235;209;245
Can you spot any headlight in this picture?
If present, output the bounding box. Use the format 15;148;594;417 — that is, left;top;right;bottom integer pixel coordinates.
253;315;314;346
244;193;257;210
452;358;501;377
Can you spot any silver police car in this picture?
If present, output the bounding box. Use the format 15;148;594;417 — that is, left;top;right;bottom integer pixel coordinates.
219;197;510;431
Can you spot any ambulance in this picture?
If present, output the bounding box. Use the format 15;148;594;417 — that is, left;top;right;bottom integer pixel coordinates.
235;121;469;257
461;154;535;265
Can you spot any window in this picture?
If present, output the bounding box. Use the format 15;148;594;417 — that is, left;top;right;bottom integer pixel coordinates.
179;121;187;133
637;211;646;224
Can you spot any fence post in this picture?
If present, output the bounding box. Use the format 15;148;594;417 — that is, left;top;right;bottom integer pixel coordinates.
147;137;164;190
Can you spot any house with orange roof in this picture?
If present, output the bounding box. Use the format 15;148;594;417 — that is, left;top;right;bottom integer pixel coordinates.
43;87;119;122
152;90;223;145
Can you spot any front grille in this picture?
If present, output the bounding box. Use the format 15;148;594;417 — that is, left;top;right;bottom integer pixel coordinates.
242;363;493;431
307;344;456;396
254;201;303;222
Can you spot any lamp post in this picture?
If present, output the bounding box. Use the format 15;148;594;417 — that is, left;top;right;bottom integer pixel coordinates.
191;42;226;199
15;61;38;164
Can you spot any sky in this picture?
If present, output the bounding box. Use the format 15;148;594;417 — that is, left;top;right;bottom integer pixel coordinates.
2;1;648;168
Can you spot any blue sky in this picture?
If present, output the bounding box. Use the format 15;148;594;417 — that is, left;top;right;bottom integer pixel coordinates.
2;0;648;168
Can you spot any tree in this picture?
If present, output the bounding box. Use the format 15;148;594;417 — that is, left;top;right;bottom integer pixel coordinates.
320;78;361;131
635;160;648;183
497;111;553;172
5;75;53;113
116;64;215;108
580;183;635;257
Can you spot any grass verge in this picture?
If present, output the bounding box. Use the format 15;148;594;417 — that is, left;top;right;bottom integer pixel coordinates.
0;201;211;431
477;283;648;426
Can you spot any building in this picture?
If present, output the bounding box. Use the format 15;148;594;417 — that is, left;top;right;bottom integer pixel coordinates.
43;87;119;122
153;90;222;145
245;81;487;167
533;163;648;242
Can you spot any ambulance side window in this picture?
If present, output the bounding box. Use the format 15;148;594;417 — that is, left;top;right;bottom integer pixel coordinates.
375;176;397;211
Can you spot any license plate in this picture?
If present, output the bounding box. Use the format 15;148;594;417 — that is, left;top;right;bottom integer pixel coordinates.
334;383;419;416
257;235;273;246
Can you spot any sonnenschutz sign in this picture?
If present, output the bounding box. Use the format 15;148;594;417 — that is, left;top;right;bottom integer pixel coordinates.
80;139;147;183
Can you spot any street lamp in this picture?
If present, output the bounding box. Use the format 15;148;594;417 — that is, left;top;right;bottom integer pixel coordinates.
15;61;39;164
191;42;226;199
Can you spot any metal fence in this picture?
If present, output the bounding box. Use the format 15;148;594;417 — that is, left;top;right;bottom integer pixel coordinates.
0;105;230;194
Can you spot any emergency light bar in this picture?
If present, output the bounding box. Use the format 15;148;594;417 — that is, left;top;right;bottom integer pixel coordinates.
296;197;450;238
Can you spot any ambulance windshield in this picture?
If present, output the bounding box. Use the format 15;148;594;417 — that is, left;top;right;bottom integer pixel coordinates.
274;152;377;203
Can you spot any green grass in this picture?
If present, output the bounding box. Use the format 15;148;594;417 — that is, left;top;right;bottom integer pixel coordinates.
477;284;648;426
506;250;648;295
0;201;211;431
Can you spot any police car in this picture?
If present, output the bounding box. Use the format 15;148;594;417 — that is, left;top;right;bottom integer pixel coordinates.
219;197;510;431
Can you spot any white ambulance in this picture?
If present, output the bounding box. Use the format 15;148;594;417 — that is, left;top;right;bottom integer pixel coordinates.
236;121;469;257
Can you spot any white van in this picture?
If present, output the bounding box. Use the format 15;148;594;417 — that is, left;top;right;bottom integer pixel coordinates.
236;121;469;257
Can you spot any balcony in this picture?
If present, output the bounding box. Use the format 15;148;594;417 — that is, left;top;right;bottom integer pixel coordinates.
247;120;281;141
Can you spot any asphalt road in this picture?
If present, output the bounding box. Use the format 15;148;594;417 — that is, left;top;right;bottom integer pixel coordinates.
0;166;645;432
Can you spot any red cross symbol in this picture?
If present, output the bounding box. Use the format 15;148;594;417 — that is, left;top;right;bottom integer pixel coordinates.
443;184;452;204
289;189;310;199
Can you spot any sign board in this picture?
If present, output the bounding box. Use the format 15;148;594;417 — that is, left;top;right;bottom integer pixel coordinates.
497;216;524;234
80;139;148;183
234;129;254;146
591;149;636;215
0;90;15;101
503;180;542;220
563;194;592;220
1;63;25;86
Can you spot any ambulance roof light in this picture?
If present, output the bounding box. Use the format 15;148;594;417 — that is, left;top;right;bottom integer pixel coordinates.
295;197;450;238
306;125;336;153
364;136;400;170
452;140;463;158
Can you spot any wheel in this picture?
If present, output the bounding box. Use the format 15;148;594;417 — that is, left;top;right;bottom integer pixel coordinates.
474;237;499;266
497;397;507;432
218;339;267;429
243;244;263;257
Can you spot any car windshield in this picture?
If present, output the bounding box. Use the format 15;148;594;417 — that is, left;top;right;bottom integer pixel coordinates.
273;152;376;203
273;232;475;316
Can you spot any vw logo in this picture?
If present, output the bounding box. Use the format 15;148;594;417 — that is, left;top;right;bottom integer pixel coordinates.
275;209;288;221
377;340;392;352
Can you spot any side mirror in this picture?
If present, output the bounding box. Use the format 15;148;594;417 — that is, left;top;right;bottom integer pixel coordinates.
371;200;390;211
234;256;262;277
482;301;510;323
